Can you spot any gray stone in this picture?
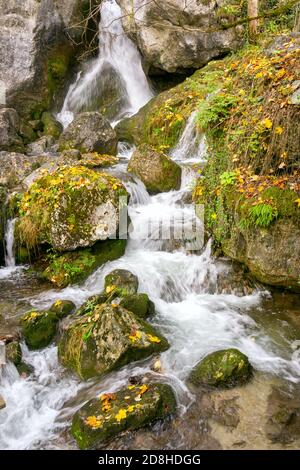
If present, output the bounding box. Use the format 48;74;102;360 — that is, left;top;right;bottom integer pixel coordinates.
0;108;24;151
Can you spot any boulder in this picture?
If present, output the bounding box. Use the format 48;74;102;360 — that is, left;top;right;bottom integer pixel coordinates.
120;294;155;319
5;341;22;365
71;382;176;449
41;112;63;138
0;151;48;189
58;304;169;380
189;349;253;388
20;310;60;350
104;269;139;296
58;112;118;155
117;0;243;74
42;240;127;288
49;299;76;319
0;108;24;152
26;135;55;155
128;145;181;194
17;166;128;252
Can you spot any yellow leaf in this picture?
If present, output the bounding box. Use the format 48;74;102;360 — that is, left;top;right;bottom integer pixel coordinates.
128;385;135;390
106;285;116;294
127;405;135;413
115;409;127;422
139;384;149;395
85;415;102;429
262;118;273;129
294;198;300;207
275;126;284;135
147;334;161;344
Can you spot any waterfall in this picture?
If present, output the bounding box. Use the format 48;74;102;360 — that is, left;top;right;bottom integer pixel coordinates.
57;0;153;128
171;111;207;163
4;219;16;268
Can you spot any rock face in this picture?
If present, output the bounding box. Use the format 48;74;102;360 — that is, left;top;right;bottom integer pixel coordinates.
58;304;169;380
189;349;253;388
0;1;99;122
0;108;24;151
117;0;243;74
0;151;50;189
128;145;181;194
17;166;128;252
71;383;177;449
58;112;118;155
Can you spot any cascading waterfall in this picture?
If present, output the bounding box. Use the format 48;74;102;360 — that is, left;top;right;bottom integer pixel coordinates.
171;111;207;163
57;0;153;128
4;219;16;268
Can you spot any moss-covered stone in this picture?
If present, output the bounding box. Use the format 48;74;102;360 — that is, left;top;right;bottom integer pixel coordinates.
104;269;139;297
58;304;169;380
128;144;182;194
49;300;76;319
41;112;63;139
17;166;128;252
16;361;34;378
6;341;22;366
189;349;253;388
119;294;155;319
43;239;127;288
20;310;60;350
71;382;176;449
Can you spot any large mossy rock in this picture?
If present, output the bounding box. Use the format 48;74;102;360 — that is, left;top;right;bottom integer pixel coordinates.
104;269;139;296
189;349;253;388
71;382;176;449
20;310;60;350
128;144;181;194
0;108;24;152
120;294;155;319
42;240;127;288
49;300;76;319
58;304;169;380
17;166;128;252
58;112;118;155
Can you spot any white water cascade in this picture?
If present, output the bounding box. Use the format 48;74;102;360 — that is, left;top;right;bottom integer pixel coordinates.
4;219;16;268
57;0;153;128
171;111;207;164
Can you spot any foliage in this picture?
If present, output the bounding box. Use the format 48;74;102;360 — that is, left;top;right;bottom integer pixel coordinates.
248;202;278;227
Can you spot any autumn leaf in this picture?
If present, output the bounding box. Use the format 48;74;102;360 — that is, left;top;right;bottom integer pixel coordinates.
115;409;127;422
128;385;135;390
147;334;161;344
127;405;135;413
85;415;102;429
275;126;284;135
294;198;300;207
129;330;142;343
139;384;149;395
106;284;116;294
261;118;273;129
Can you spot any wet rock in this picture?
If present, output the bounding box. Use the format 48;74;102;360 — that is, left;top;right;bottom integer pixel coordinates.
128;144;181;194
20;310;60;350
265;386;300;444
118;0;243;74
5;341;22;366
0;394;6;410
17;166;128;252
189;349;253;388
0;108;24;152
120;294;155;319
26;135;55;155
104;269;139;296
42;240;127;288
58;112;118;155
58;304;169;380
41;112;63;139
16;361;34;378
71;382;176;449
49;300;76;319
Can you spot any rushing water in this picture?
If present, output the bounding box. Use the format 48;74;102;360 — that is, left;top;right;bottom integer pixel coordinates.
57;0;153;128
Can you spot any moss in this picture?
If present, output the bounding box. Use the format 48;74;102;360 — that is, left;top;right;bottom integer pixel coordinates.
49;300;76;319
6;341;22;366
41;112;63;138
43;239;127;288
104;269;139;296
71;383;176;449
119;294;154;319
189;348;253;388
20;310;60;350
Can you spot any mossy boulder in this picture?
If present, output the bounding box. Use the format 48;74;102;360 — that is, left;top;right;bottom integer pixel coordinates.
120;294;155;319
17;166;128;252
189;349;253;388
41;112;63;139
104;269;139;296
71;382;176;449
20;310;60;350
58;304;169;380
49;300;76;319
6;341;22;366
58;112;118;155
43;239;127;288
128;145;181;194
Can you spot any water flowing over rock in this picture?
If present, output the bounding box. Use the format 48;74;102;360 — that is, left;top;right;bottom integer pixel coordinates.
128;145;182;194
58;304;169;380
117;0;243;74
71;383;176;449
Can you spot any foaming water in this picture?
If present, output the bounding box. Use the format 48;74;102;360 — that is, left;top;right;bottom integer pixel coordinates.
171;111;207;164
57;0;153;127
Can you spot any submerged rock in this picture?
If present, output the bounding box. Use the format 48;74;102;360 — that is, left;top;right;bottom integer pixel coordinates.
20;310;60;350
58;112;118;155
128;144;181;194
5;341;22;366
58;304;169;380
17;166;128;252
71;382;176;449
189;349;253;388
104;269;139;296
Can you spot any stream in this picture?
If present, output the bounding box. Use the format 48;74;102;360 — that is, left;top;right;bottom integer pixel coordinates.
1;0;300;451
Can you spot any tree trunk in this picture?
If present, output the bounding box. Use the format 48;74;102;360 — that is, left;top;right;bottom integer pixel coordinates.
248;0;259;40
